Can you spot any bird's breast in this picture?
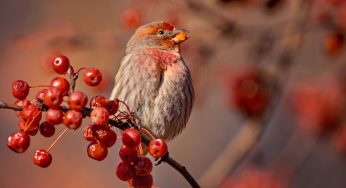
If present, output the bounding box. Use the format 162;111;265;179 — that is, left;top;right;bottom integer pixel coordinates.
143;48;180;70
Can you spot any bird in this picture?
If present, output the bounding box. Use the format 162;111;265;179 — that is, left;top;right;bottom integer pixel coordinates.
110;21;194;141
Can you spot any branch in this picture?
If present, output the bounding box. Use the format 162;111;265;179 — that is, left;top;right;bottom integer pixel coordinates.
0;100;201;188
199;119;262;187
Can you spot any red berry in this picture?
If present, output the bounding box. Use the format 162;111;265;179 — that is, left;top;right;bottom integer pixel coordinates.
132;175;153;188
21;104;42;134
52;55;70;74
36;89;48;102
14;99;30;108
105;99;119;114
90;95;107;108
22;104;41;121
14;99;30;117
91;126;117;148
18;118;39;136
63;110;83;129
45;108;63;125
83;68;102;86
149;139;168;158
7;131;30;153
87;142;108;161
44;87;63;109
120;8;141;29
83;125;96;141
33;149;52;168
12;80;30;100
68;91;88;111
134;157;153;176
116;161;135;181
39;122;55;137
50;77;70;96
122;128;141;148
324;32;344;56
119;145;138;164
231;71;269;117
90;107;109;126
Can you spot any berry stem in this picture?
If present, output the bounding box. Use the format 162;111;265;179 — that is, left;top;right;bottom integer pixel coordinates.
23;111;41;132
140;127;156;140
47;128;69;152
119;100;131;113
138;143;145;156
29;85;50;88
75;67;86;74
67;66;79;91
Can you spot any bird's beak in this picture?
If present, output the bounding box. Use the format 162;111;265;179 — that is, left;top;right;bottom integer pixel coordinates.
172;29;190;44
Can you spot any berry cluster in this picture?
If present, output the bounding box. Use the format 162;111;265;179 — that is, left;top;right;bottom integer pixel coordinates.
5;54;168;187
8;54;104;167
116;128;168;188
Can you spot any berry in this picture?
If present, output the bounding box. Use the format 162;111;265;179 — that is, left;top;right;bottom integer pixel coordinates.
14;99;30;108
50;77;70;96
132;175;153;188
12;80;30;100
33;149;52;168
63;110;83;129
90;95;107;108
44;87;63;109
18;118;39;136
22;104;41;121
21;104;42;134
68;91;88;111
83;68;102;86
87;142;108;161
35;89;48;102
52;55;70;74
14;99;30;117
134;157;153;176
45;108;63;125
91;126;117;148
90;107;109;126
122;128;141;148
105;99;119;114
83;125;96;141
324;32;344;56
231;71;269;117
120;8;141;29
7;131;30;153
149;139;168;158
119;145;138;164
39;122;55;137
116;161;135;181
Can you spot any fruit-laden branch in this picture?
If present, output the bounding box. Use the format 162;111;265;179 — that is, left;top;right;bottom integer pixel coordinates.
0;100;201;188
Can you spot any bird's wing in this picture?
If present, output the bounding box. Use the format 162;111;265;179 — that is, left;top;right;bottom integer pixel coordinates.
110;50;163;119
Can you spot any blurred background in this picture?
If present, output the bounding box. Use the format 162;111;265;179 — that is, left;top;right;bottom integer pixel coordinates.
0;0;345;187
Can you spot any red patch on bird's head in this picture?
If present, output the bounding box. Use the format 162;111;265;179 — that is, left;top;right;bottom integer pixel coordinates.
137;22;175;36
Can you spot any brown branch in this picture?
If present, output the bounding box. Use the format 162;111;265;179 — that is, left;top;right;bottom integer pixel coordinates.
199;119;262;187
0;100;201;188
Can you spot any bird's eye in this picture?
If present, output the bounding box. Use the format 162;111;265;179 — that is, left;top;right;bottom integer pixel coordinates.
158;30;165;35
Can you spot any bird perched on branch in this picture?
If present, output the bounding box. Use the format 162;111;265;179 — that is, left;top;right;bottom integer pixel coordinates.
110;21;194;141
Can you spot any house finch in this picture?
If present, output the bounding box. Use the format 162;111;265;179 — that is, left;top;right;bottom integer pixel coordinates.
110;21;194;141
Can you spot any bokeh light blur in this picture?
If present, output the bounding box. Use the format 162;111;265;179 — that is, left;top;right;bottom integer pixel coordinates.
0;0;345;188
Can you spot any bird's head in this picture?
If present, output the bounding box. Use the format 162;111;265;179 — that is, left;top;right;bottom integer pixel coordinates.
126;21;190;53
